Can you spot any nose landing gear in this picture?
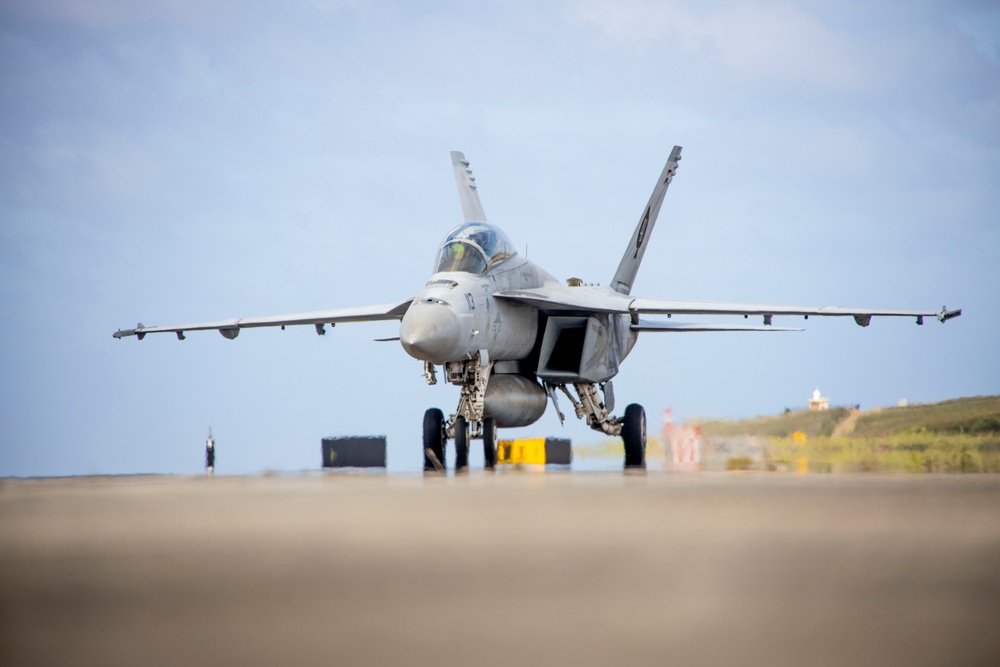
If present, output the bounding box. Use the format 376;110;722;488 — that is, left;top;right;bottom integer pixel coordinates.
482;417;497;470
423;353;499;475
454;416;469;472
422;409;497;474
423;408;446;472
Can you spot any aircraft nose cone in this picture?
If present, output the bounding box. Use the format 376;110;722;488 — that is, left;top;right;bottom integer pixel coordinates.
399;302;462;363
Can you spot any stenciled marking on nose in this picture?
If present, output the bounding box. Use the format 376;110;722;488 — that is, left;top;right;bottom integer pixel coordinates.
399;302;462;363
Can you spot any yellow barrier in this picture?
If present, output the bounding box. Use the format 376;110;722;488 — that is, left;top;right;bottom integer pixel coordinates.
497;438;547;465
497;438;572;466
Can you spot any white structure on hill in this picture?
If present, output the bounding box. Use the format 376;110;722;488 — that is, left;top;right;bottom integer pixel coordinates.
809;388;829;411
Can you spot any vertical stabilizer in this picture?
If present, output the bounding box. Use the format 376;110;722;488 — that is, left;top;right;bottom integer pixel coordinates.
451;151;487;222
611;146;682;294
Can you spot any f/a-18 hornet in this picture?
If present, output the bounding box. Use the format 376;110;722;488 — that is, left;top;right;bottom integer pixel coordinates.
115;147;961;471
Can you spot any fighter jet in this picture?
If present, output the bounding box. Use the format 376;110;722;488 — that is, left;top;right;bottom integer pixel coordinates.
114;147;961;471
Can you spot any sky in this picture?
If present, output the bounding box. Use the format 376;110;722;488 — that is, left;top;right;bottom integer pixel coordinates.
1;0;998;476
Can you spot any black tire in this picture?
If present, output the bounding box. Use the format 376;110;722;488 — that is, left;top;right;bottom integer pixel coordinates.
423;408;445;472
482;417;497;470
454;416;469;472
622;403;646;470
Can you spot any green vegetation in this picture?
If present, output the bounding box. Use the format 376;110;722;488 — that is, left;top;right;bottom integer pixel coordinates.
566;397;1000;473
574;435;665;459
851;395;1000;437
766;433;1000;473
726;456;754;471
573;439;624;459
695;407;851;439
696;395;1000;474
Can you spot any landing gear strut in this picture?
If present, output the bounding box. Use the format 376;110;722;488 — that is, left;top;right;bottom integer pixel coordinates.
551;382;646;470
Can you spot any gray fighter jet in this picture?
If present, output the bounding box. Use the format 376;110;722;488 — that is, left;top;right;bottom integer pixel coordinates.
114;147;961;471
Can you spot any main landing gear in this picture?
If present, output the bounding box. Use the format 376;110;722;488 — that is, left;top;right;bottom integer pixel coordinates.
550;382;646;470
421;357;646;472
622;403;647;470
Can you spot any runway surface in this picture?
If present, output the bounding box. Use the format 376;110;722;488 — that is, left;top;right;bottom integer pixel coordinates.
2;472;999;666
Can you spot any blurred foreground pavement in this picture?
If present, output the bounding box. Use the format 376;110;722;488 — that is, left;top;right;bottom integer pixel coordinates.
2;472;999;666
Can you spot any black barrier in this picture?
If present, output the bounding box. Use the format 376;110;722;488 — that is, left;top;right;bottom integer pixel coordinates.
322;436;387;468
544;438;572;465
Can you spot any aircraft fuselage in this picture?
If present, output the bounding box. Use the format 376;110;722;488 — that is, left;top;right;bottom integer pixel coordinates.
400;256;545;366
400;253;638;385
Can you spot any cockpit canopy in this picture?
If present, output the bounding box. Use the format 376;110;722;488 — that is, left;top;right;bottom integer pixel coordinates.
434;222;517;275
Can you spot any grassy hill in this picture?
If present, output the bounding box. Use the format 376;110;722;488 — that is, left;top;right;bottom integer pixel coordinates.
695;407;852;439
851;396;1000;437
694;396;1000;440
691;396;1000;473
575;396;1000;472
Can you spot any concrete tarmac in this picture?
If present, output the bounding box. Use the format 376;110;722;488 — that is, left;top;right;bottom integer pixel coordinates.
2;472;999;666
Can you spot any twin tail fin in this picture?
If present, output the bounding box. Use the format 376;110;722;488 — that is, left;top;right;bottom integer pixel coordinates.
611;146;682;295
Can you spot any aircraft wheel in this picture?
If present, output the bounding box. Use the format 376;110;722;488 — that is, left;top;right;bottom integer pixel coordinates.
622;403;646;469
423;408;446;472
454;415;469;472
482;417;497;470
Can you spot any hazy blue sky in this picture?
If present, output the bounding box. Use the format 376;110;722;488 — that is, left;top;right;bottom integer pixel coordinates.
2;0;998;476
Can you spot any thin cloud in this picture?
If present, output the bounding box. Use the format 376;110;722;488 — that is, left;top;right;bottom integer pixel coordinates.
0;0;238;28
569;0;874;90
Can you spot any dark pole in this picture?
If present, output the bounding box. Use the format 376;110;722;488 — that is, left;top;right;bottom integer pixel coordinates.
206;429;215;476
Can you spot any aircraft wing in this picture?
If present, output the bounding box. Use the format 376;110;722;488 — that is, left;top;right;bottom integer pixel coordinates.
495;287;961;327
628;298;962;327
631;319;802;332
113;298;413;340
